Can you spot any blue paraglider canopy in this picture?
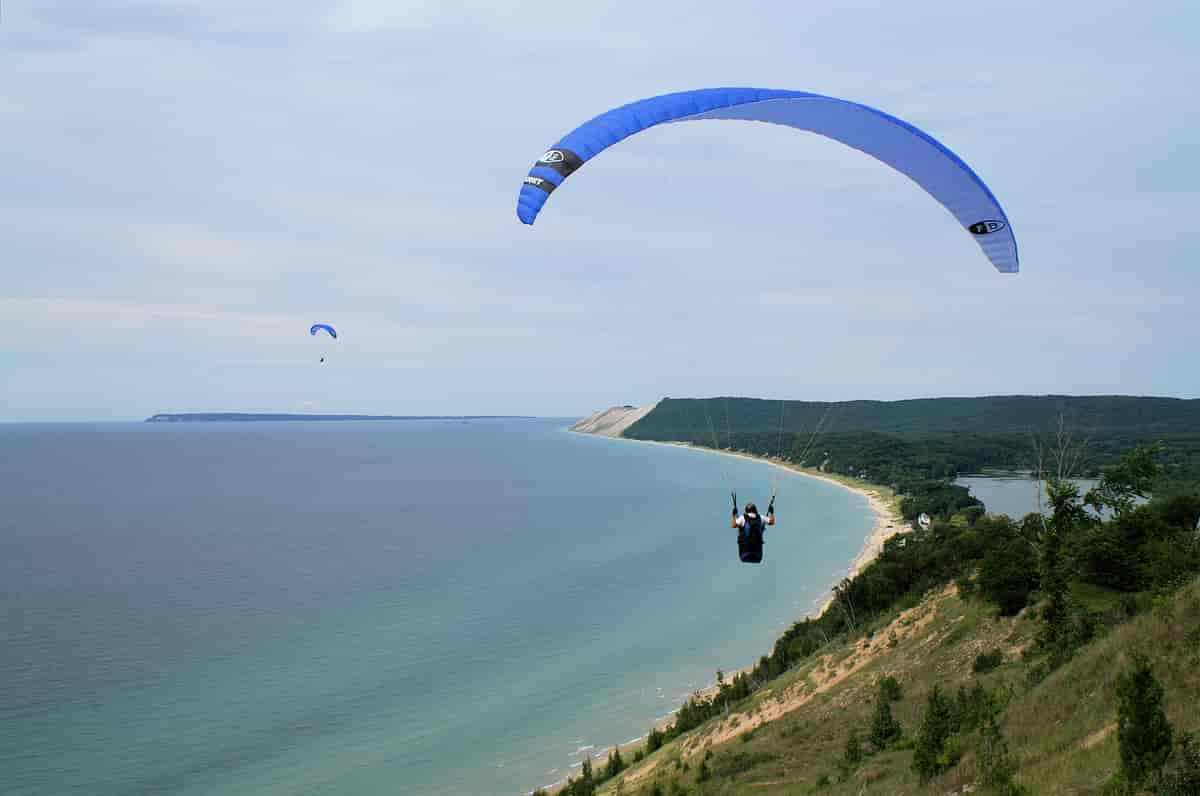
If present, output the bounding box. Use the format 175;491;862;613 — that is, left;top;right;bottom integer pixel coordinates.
517;87;1018;273
309;323;337;339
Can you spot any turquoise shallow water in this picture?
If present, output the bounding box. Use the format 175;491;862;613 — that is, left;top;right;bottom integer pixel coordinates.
0;419;873;795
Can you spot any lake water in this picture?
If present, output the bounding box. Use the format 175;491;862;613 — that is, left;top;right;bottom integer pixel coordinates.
0;420;874;796
954;475;1100;519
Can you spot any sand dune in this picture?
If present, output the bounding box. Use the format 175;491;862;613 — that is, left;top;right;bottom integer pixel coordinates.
569;402;658;437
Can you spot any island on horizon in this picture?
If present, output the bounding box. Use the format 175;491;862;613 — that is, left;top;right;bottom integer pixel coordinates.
144;412;537;423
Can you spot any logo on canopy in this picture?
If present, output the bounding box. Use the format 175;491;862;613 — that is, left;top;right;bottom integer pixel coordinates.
969;220;1006;235
539;150;565;164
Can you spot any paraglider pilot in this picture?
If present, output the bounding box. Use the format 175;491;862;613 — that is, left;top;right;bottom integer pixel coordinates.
731;493;774;564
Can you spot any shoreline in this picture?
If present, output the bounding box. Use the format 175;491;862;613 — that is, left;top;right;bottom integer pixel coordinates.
610;435;905;611
536;431;906;794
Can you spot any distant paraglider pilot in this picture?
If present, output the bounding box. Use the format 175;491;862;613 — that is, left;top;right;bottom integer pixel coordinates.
310;323;337;364
731;494;775;564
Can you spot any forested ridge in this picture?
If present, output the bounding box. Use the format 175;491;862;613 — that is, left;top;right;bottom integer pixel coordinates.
625;396;1200;485
631;396;1200;436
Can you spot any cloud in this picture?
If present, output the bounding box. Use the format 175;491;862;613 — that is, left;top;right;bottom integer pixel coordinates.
2;0;1198;418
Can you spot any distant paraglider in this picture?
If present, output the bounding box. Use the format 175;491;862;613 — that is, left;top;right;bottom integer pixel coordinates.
310;323;337;364
517;87;1019;273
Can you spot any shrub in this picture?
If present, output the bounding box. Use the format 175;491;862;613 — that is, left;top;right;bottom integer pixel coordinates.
912;686;955;781
604;748;625;779
1159;731;1200;795
978;713;1020;791
951;682;994;733
1116;654;1174;786
973;648;1004;673
870;688;903;751
979;537;1038;615
844;729;863;765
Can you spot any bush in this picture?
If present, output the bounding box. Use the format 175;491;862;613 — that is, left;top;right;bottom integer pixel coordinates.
1159;731;1200;795
951;682;994;733
870;687;903;751
603;748;625;779
979;536;1038;615
878;675;903;702
912;686;955;781
1116;654;1174;787
844;729;863;765
937;735;964;771
973;648;1004;673
978;713;1020;791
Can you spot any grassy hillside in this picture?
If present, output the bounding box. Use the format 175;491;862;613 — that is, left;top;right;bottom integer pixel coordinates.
590;578;1200;795
540;443;1200;796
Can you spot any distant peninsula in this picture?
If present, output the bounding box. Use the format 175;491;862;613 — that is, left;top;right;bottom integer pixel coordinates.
144;413;532;423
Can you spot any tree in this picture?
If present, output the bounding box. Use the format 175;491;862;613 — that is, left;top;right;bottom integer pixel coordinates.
1038;479;1089;663
870;686;903;751
977;712;1027;794
833;577;858;632
570;758;595;796
1116;653;1173;787
1086;443;1162;518
604;747;625;779
844;729;863;765
978;534;1038;615
912;686;955;781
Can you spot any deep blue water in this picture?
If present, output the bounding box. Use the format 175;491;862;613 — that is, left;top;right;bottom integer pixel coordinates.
0;420;874;795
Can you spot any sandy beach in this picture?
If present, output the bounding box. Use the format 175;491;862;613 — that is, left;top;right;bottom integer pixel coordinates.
538;428;907;794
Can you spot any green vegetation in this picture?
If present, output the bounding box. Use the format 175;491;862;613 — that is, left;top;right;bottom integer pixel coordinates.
626;396;1200;483
1115;654;1173;790
972;649;1004;674
560;425;1200;796
868;680;903;751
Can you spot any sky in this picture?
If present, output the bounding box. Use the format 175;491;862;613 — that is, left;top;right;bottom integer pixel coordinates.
2;0;1198;420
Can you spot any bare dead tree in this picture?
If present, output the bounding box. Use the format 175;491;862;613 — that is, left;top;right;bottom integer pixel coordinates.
1028;411;1095;519
833;578;857;632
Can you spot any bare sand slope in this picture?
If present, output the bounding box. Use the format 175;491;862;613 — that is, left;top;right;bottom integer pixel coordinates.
569;402;658;437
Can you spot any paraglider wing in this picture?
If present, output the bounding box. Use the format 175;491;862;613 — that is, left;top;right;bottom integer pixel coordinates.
516;87;1018;273
309;323;337;339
